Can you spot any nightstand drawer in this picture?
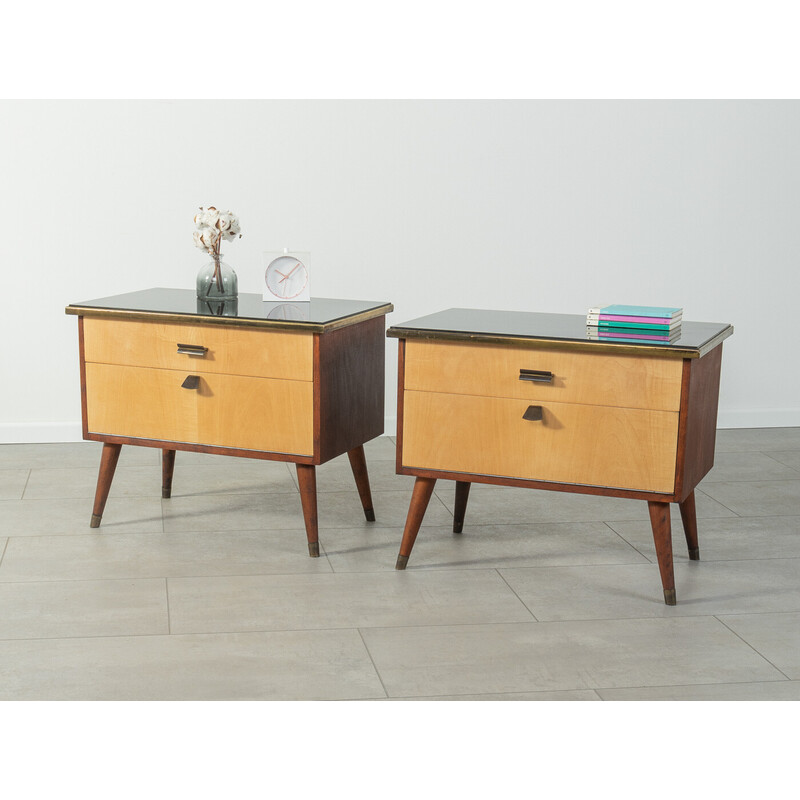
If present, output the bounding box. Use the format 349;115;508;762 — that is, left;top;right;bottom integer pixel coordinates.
83;318;313;381
404;340;683;411
85;363;314;455
402;390;679;492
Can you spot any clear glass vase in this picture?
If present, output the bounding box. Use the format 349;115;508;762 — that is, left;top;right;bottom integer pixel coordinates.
196;254;238;301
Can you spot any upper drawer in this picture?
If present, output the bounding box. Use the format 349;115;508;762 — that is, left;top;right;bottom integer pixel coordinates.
404;340;683;411
83;317;313;382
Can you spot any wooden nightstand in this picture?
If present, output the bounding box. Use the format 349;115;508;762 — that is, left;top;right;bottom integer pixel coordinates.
66;289;393;556
388;309;733;605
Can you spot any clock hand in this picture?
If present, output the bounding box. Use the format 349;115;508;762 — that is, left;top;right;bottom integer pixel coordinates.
279;262;302;283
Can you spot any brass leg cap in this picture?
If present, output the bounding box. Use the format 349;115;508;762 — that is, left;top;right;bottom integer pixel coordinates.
395;555;409;570
664;589;677;606
308;542;320;557
688;548;700;561
364;508;376;522
90;514;102;529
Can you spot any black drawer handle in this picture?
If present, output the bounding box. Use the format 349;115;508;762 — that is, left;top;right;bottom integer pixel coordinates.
181;375;200;389
519;369;553;383
177;343;208;357
522;405;543;421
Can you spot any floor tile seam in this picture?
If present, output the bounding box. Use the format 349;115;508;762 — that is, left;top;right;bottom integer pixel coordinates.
494;568;540;621
704;477;800;485
762;452;800;470
0;565;340;584
599;520;648;558
62;487;306;500
18;468;32;500
164;577;172;634
384;688;606;701
162;565;504;583
0;626;388;645
713;615;793;680
593;676;794;696
167;618;549;637
0;575;175;587
0;625;173;644
356;628;390;699
319;558;655;574
0;537;9;569
333;616;733;635
160;524;452;533
498;554;800;571
694;488;741;517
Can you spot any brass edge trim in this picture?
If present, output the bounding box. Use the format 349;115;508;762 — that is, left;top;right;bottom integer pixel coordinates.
386;327;703;359
66;303;393;333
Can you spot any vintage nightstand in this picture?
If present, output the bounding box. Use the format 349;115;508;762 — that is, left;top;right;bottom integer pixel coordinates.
387;308;733;605
66;289;393;555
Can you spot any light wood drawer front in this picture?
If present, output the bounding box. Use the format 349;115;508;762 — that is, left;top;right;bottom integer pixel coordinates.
83;318;313;381
85;363;313;455
405;340;683;411
402;390;678;493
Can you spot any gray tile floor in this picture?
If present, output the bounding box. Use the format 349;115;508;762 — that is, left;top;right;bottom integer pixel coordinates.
1;429;799;700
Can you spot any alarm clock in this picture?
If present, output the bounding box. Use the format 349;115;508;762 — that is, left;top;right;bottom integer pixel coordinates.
263;249;310;302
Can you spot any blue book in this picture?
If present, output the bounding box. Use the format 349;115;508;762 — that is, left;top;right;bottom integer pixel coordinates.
587;304;682;319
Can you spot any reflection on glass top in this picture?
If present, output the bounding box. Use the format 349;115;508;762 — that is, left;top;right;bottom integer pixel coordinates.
68;288;391;327
388;308;733;352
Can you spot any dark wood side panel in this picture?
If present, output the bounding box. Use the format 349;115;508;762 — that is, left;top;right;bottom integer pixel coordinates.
316;315;386;464
675;343;723;501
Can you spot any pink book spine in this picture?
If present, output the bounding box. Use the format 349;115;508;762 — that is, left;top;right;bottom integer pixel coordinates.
595;314;677;324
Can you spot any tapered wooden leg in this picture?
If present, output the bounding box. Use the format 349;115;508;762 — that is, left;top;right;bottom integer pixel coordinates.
296;464;320;557
648;500;676;605
161;449;176;499
90;443;122;528
396;477;437;570
347;444;375;522
453;481;471;533
678;491;700;560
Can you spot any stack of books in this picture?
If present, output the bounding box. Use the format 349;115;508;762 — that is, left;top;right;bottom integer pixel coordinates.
586;304;682;344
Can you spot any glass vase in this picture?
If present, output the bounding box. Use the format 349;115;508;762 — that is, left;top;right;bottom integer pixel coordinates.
196;254;238;301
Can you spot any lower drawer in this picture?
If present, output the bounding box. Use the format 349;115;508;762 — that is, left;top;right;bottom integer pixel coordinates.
402;390;679;493
85;363;314;455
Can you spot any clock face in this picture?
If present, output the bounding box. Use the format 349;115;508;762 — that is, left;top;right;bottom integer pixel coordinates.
265;256;309;300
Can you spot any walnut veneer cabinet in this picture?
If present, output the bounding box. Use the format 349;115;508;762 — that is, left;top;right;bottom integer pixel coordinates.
66;289;393;555
388;309;733;605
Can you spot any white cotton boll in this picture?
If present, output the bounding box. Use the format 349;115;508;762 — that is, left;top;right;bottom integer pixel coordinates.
192;207;240;252
200;229;219;250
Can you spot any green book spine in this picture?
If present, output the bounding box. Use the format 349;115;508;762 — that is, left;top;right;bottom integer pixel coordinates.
596;321;676;331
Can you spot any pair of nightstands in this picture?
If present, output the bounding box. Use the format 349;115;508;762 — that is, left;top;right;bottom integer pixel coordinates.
66;290;733;605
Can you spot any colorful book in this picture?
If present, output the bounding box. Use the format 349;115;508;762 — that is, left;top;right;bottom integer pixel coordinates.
587;329;680;342
587;305;682;319
591;320;681;332
586;313;682;326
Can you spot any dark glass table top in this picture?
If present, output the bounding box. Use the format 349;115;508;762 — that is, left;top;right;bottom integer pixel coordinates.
66;288;393;332
388;308;733;358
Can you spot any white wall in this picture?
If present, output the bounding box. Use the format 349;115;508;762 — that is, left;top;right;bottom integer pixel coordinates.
1;100;798;442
